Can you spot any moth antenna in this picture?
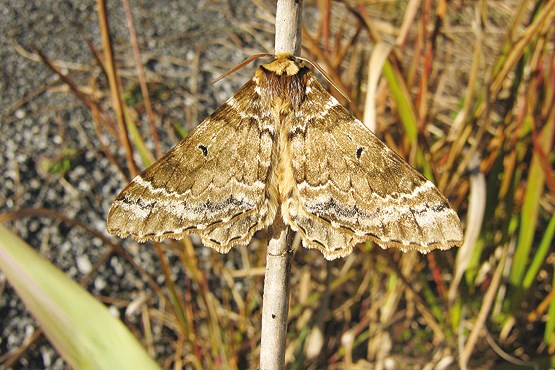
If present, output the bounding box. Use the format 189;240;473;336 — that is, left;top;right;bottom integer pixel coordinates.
296;56;351;102
212;53;274;84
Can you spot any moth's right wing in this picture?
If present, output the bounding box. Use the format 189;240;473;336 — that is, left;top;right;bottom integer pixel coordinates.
107;79;278;253
284;73;463;260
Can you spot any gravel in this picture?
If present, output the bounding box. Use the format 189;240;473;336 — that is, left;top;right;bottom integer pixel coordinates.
0;1;268;368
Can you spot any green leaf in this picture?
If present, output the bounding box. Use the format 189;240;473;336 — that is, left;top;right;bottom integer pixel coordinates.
0;225;161;370
510;114;554;287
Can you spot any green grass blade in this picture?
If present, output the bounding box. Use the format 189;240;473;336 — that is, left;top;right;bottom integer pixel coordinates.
0;225;161;370
510;116;554;287
382;61;418;143
124;105;155;167
546;261;555;348
523;212;555;289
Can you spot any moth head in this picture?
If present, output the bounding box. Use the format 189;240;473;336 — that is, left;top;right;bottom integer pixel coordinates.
212;53;305;84
263;53;303;76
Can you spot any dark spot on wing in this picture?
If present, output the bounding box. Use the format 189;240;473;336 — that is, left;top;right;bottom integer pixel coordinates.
198;144;208;157
356;147;364;159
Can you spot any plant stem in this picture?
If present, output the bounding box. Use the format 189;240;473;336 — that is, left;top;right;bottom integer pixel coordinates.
259;212;293;369
274;0;303;55
259;1;303;368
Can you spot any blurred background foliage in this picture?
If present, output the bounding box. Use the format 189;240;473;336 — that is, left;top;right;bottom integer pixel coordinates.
0;0;554;369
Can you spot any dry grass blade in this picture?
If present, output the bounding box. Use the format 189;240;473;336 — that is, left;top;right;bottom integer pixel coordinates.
449;154;485;304
122;0;162;159
461;244;509;368
362;42;393;131
97;0;137;178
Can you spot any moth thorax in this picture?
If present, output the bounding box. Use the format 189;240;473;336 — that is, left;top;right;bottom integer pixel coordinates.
257;67;308;111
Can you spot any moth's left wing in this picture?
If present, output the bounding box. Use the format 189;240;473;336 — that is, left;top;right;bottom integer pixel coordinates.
107;78;277;253
284;73;463;260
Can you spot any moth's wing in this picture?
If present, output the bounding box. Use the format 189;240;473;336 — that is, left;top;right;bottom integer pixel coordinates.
107;78;277;253
283;73;463;260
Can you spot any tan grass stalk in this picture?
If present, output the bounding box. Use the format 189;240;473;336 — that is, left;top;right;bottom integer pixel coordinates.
97;0;137;177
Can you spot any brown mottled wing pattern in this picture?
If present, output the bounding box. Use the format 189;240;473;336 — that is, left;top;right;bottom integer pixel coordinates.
107;78;277;253
284;72;463;260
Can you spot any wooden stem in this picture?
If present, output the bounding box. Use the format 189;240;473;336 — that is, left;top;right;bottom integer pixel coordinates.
274;0;303;56
259;212;293;369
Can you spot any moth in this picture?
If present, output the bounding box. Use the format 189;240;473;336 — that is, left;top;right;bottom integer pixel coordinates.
107;54;463;260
